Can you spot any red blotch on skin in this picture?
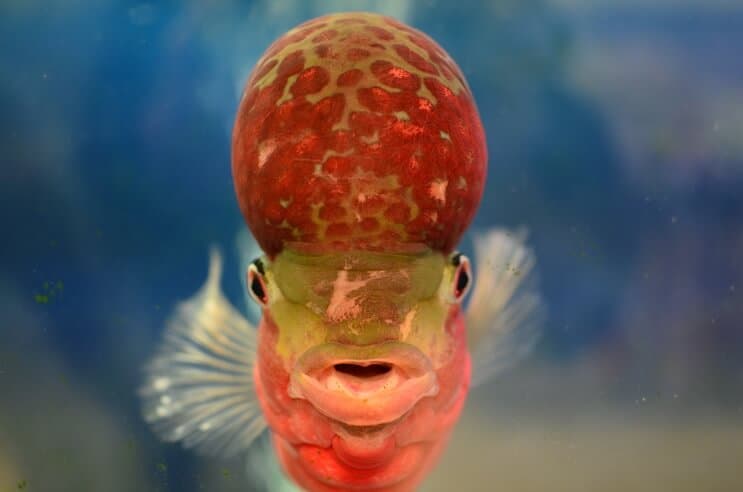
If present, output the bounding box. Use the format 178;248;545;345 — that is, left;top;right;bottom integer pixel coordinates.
364;25;395;41
318;203;346;222
406;34;463;87
323;156;354;178
313;93;346;127
314;44;332;58
284;24;327;45
370;60;420;91
292;174;323;205
326;181;350;201
291;66;331;97
328;130;354;152
250;58;278;85
393;44;438;75
423;77;455;105
355;194;386;215
357;87;396;113
407;34;446;59
293;133;324;159
360;217;379;231
337;69;364;87
263;201;285;224
384;203;410;224
276;51;305;79
262;38;292;60
435;61;456;82
272;94;343;136
285;202;310;228
346;48;370;61
405;154;422;175
274;167;296;195
390;120;424;138
259;82;284;109
349;111;389;137
311;29;338;43
326;223;352;237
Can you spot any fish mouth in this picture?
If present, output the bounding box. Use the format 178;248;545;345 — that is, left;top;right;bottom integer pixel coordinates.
288;342;439;427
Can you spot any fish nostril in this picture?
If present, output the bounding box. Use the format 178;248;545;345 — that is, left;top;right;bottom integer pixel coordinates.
334;363;392;379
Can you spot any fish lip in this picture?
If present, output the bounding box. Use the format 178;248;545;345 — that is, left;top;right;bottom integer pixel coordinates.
289;342;439;427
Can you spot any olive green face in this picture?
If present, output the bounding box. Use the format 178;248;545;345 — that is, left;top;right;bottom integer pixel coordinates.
247;247;472;368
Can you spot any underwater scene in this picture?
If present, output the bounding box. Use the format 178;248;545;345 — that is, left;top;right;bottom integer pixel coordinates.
2;1;742;491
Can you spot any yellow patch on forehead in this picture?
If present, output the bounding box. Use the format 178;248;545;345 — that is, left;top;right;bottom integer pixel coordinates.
270;249;445;324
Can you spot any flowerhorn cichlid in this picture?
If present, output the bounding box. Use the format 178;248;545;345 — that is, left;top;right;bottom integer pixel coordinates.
140;12;542;492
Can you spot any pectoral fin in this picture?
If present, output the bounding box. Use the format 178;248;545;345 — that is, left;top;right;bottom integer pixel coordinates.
466;229;543;387
139;248;266;457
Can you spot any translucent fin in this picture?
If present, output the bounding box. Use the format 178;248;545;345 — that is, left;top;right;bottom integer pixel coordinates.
139;248;266;458
466;228;543;387
236;227;265;325
245;433;301;492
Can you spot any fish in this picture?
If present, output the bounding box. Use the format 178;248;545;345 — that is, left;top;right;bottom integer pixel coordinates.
139;12;542;492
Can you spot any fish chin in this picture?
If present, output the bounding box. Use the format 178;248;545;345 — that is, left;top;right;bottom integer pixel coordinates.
287;342;440;427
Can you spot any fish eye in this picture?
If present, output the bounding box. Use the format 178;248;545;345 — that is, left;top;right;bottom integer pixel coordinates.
450;253;471;302
247;259;268;306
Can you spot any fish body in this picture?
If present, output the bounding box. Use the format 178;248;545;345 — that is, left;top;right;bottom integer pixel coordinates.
141;12;541;492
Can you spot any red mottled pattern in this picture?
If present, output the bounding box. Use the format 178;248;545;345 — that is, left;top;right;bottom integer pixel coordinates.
232;12;487;257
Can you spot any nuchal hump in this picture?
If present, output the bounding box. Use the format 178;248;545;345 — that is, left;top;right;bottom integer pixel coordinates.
232;12;488;258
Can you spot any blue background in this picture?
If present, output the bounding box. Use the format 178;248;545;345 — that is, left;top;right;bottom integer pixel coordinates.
2;1;742;491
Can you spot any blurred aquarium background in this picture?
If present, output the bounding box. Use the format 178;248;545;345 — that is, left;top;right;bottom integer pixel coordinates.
1;0;742;490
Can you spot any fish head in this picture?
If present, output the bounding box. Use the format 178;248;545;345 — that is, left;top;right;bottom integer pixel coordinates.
248;244;473;489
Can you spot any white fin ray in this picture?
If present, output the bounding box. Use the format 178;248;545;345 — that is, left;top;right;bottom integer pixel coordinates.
139;248;266;458
236;227;265;324
466;228;543;387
